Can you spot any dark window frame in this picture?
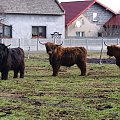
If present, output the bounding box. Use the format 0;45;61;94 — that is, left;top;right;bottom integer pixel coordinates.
76;31;85;37
0;24;12;38
32;26;46;38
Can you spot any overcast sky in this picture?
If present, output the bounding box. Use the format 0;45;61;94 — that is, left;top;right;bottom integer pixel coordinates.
58;0;120;13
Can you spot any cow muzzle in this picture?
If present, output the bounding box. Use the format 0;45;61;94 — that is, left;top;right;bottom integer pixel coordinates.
47;51;53;55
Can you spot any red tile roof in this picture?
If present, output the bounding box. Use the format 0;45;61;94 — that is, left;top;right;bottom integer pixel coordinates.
61;0;116;27
105;14;120;26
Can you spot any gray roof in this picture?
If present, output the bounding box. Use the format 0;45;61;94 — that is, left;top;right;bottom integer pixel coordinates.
0;0;64;15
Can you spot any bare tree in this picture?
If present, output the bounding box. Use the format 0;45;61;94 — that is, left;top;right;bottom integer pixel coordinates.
103;25;120;37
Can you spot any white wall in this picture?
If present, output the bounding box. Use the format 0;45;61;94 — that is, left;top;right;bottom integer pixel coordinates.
67;14;100;37
3;14;65;39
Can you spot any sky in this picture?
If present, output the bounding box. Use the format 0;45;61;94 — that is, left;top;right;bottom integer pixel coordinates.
58;0;120;13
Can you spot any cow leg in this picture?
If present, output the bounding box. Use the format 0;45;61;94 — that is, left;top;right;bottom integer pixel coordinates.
19;66;25;78
13;69;19;78
52;65;60;76
1;70;8;80
77;61;87;76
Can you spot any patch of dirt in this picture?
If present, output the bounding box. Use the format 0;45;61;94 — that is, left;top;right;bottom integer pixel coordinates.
0;92;24;98
0;106;21;117
59;110;69;117
0;90;45;98
48;109;80;120
96;104;113;110
74;92;108;99
87;58;115;64
0;106;21;112
97;89;115;93
25;99;42;106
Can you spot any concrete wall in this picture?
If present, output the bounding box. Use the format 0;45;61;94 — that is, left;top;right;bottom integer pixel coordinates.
2;37;120;52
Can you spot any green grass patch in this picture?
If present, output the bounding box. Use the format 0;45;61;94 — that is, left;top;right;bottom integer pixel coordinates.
0;53;120;120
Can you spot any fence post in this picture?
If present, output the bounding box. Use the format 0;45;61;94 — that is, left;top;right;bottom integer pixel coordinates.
86;38;88;50
18;39;20;47
37;38;39;51
28;46;30;59
99;38;104;64
117;38;119;45
70;39;72;46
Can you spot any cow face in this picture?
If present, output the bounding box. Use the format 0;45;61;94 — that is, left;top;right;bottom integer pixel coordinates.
45;42;63;55
116;58;120;67
106;46;114;57
45;42;58;55
107;45;119;57
0;43;8;64
39;41;63;55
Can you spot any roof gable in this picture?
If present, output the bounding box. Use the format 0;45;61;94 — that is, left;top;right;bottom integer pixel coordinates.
0;0;64;15
105;14;120;26
61;0;116;26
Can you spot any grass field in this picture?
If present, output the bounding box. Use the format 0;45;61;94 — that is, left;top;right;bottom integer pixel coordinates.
0;53;120;120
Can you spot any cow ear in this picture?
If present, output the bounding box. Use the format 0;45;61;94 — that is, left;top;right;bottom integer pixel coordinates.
3;46;8;51
55;45;59;47
7;44;11;47
4;44;11;50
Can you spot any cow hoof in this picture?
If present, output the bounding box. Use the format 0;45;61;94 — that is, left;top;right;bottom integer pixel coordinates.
20;76;24;78
13;77;18;78
80;74;86;76
1;78;7;80
52;74;57;77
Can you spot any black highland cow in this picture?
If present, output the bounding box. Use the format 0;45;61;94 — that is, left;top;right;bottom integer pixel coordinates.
39;42;87;76
0;43;25;80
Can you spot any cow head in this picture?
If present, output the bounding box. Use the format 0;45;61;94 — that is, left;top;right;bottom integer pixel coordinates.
104;42;120;67
0;43;10;64
104;42;120;57
39;41;63;55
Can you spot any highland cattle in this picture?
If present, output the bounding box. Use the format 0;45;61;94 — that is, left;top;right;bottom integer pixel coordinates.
0;43;25;80
104;42;120;67
39;42;87;76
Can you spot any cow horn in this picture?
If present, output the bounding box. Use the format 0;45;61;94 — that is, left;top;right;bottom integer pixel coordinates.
60;41;63;45
104;41;109;46
7;44;11;47
39;41;46;45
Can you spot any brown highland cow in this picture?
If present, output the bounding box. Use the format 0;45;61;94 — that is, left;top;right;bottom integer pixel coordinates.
104;42;120;67
40;42;87;76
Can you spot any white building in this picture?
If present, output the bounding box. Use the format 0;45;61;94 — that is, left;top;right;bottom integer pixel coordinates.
0;0;65;50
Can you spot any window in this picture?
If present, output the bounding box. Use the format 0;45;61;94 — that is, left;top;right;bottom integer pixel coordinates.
81;19;84;25
76;32;85;37
75;17;84;27
0;25;12;38
98;32;102;37
32;26;46;38
93;12;98;21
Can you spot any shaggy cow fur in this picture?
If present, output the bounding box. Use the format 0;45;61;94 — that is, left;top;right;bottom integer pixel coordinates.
41;42;87;76
0;43;25;80
106;44;120;67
